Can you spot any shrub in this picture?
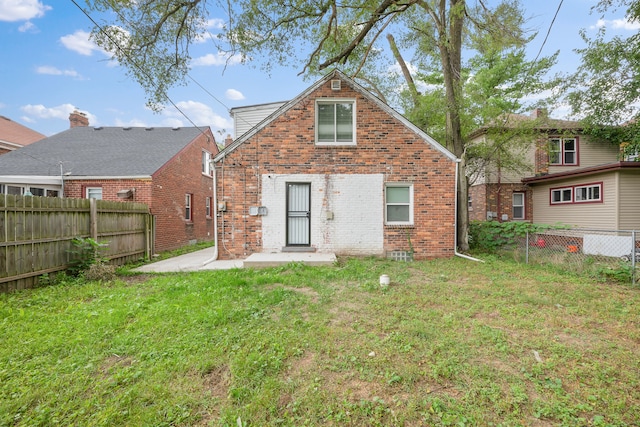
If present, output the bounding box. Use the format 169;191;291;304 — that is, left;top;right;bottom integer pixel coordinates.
469;221;566;252
67;237;110;277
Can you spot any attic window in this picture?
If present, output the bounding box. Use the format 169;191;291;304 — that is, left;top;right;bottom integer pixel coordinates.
331;79;341;90
315;99;356;146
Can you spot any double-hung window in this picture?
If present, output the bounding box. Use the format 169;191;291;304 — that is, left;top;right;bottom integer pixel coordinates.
206;197;212;218
512;193;525;219
549;138;577;165
385;184;413;225
316;100;355;145
185;193;193;221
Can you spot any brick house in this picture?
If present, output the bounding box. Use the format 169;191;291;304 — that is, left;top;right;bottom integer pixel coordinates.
0;111;217;252
213;70;459;260
0;115;45;155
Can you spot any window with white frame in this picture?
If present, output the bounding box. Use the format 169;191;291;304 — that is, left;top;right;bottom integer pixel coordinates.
316;99;355;145
202;150;212;176
385;184;413;225
86;187;102;200
185;193;192;221
512;193;525;219
206;197;212;218
549;137;577;165
575;183;601;202
551;182;602;204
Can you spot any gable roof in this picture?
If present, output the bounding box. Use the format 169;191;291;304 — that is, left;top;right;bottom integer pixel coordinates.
0;116;45;150
0;126;211;178
467;112;583;140
215;70;457;163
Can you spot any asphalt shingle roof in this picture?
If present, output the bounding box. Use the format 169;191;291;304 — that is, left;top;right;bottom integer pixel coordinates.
0;126;205;177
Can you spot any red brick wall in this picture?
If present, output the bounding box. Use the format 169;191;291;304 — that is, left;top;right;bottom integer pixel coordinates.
216;78;457;260
151;130;217;252
468;184;487;221
64;129;217;253
470;183;532;222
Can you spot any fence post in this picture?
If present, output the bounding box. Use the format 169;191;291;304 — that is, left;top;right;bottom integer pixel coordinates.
90;198;98;241
632;230;636;286
526;231;529;264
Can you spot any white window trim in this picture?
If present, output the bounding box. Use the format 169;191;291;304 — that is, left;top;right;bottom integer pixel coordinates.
185;193;193;222
512;192;525;220
385;183;414;225
574;183;602;203
550;182;603;205
551;187;572;204
315;98;356;146
202;150;212;176
86;187;103;200
205;197;212;218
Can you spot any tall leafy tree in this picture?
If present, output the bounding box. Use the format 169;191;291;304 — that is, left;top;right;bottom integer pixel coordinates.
84;0;557;250
567;0;640;158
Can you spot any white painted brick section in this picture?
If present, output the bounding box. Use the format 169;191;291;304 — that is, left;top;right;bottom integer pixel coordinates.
261;174;384;254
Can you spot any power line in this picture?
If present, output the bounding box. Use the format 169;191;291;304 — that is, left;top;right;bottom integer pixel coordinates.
69;0;210;137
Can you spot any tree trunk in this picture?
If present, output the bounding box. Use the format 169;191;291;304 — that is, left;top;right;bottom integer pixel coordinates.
438;0;469;251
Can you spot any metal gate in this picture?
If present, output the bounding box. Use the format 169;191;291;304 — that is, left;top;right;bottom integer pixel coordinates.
286;183;310;246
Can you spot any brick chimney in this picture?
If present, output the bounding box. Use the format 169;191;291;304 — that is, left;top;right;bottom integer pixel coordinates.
530;108;547;119
69;110;89;128
224;134;233;146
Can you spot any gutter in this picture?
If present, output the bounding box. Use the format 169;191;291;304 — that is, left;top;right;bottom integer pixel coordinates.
203;161;219;265
454;160;484;263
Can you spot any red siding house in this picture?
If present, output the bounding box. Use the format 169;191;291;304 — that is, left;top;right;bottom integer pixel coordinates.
213;70;459;261
0;112;217;252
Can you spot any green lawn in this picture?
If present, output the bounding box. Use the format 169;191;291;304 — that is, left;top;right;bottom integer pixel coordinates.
1;257;638;426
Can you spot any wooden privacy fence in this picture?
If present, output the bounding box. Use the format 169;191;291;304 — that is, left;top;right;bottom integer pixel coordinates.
0;195;154;292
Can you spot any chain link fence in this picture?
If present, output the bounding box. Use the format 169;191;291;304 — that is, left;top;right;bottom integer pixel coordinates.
511;228;638;285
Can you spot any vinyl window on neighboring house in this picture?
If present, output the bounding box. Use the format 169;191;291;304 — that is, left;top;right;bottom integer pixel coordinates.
549;137;578;165
202;150;212;176
551;182;602;204
512;193;525;219
316;99;355;145
385;184;413;225
86;187;102;200
185;193;193;221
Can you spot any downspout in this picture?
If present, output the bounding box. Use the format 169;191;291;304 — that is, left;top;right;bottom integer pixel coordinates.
203;160;219;265
454;159;484;262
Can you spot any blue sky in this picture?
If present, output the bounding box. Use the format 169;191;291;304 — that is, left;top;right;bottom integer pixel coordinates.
0;0;637;139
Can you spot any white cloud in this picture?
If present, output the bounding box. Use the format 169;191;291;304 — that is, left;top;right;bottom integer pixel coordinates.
162;100;233;131
225;88;245;101
207;18;225;30
60;30;105;56
36;65;81;78
191;52;243;67
114;117;149;128
592;17;640;31
0;0;50;22
20;104;97;125
18;20;35;32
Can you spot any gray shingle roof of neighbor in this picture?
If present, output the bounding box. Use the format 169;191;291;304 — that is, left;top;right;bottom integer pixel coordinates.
0;126;208;177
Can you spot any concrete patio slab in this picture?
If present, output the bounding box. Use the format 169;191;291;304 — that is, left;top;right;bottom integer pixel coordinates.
133;247;336;273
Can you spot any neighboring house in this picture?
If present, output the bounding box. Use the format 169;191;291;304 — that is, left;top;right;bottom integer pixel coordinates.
468;109;640;230
0;111;218;252
213;70;459;260
0;115;45;155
